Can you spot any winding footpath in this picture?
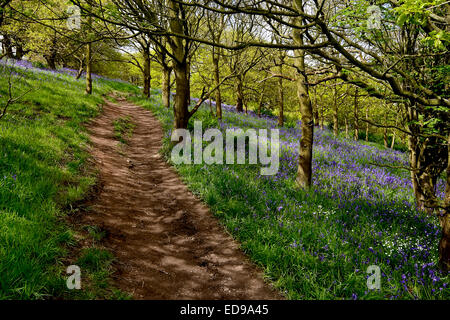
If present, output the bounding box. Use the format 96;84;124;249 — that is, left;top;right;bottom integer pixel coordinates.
81;95;281;299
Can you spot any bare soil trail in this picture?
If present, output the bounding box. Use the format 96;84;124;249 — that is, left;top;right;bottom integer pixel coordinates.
81;95;282;299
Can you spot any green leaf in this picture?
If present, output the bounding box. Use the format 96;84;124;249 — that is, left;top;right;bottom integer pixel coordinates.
397;13;408;26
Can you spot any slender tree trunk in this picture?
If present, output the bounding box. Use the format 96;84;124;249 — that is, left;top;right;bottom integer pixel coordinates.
407;105;424;210
391;113;398;149
354;88;359;140
187;59;191;104
85;9;92;95
293;0;313;189
333;82;339;137
438;134;450;271
212;53;222;119
142;46;151;98
313;86;319;126
345;117;349;139
236;75;244;112
85;42;92;94
365;106;369;141
278;64;284;126
162;64;171;108
320;103;324;130
75;56;83;80
258;86;265;117
383;110;388;148
408;137;421;207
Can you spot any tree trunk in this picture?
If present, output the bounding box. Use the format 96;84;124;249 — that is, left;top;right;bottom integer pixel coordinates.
293;0;313;189
236;75;244;112
1;34;13;58
391;112;399;149
408;137;422;208
365;106;369;141
320;103;324;130
15;43;23;59
75;58;84;80
85;42;92;94
142;46;151;98
168;0;190;129
173;62;190;129
187;59;191;104
45;52;57;70
258;87;265;118
407;105;423;209
345;117;349;139
85;10;92;95
212;53;222;119
354;87;359;140
383;111;388;148
313;86;319;126
162;64;172;108
333;82;339;137
438;134;450;271
278;64;284;126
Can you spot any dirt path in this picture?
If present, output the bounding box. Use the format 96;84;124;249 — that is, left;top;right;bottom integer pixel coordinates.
81;95;282;299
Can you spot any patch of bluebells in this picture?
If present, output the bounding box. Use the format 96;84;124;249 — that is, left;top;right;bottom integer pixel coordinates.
148;93;450;298
0;58;129;89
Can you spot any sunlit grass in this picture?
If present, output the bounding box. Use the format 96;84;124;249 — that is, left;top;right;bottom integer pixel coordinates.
0;63;138;299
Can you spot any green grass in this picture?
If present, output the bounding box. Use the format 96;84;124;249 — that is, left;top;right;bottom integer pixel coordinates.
131;93;448;300
113;116;135;144
0;65;138;299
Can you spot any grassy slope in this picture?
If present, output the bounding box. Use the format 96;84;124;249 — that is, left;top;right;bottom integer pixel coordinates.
132;93;449;300
0;64;138;299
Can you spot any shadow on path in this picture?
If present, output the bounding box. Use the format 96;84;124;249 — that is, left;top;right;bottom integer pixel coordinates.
81;96;282;299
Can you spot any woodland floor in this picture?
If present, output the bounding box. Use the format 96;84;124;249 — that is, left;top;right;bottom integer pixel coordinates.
78;95;281;299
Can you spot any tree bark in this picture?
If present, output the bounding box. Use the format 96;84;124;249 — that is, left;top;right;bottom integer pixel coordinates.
278;64;284;126
438;134;450;271
354;87;359;141
142;45;151;98
162;64;172;108
384;110;388;148
15;43;23;59
85;9;92;95
45;54;57;70
257;86;265;118
320;103;324;130
236;74;244;112
390;113;398;149
168;0;191;129
173;62;190;129
75;58;84;80
344;116;349;139
212;53;222;119
333;81;339;137
365;106;369;141
1;34;13;58
85;42;92;94
293;0;313;189
313;86;319;126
